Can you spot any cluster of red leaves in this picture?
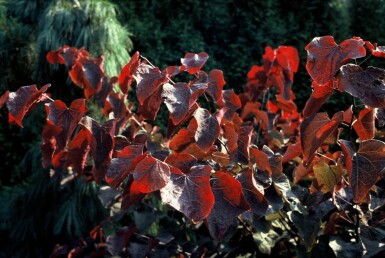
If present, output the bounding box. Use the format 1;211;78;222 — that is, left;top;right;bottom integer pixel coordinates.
2;35;385;255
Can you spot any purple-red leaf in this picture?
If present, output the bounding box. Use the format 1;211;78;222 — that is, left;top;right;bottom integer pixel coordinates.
0;90;10;109
132;156;171;193
164;153;197;174
305;36;366;85
161;83;191;124
46;45;89;68
7;84;50;127
303;80;335;118
68;128;92;175
45;99;87;150
137;84;164;120
133;63;168;105
79;116;116;183
207;172;250;241
338;64;385;108
237;126;253;164
353;107;375;140
193;108;220;151
160;165;214;223
207;69;225;103
118;52;140;94
300;112;343;164
181;52;209;74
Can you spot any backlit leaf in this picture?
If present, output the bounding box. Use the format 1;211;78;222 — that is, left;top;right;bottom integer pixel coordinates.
194;108;220;151
338;64;385;108
118;51;140;94
132;156;171;193
160;165;214;222
7;84;50;127
237;126;253;164
181;52;209;74
207;69;225;103
164;153;197;174
305;36;366;85
68;128;92;175
353;107;375;140
303;80;335;118
207;172;250;241
0;90;10;109
313;160;343;193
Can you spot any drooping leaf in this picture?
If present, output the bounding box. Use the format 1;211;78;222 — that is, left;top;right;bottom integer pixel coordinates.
303;80;335;118
223;124;238;161
41;123;59;168
207;69;225;103
46;45;89;68
118;51;140;94
106;145;145;188
79;116;116;183
218;90;241;121
132;156;171;193
350;140;385;203
0;90;10;109
161;83;191;124
95;76;113;108
250;148;272;175
169;128;195;152
45;99;88;150
237;169;269;217
237;126;253;164
180;52;209;74
194;108;220;151
207;172;250;241
160;165;214;223
121;175;146;210
137;84;164;120
262;145;283;178
276;46;300;73
102;91;128;119
313;160;344;193
282;140;302;163
339;140;356;178
68;128;92;175
306;36;366;85
133;63;168;105
300;112;343;164
338;64;385;108
6;84;50;127
353;107;375;140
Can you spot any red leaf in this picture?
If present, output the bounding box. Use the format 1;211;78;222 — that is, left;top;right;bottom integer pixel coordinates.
106;145;145;187
0;90;10;109
118;52;140;94
207;69;225;103
250;148;272;175
7;84;50;127
365;41;385;58
180;52;209;74
300;112;343;164
276;46;299;73
133;63;168;105
40;123;59;168
282;140;302;163
189;81;208;108
305;36;366;85
102;91;128;119
132;156;171;193
45;99;88;150
160;165;214;222
237;126;253;164
68;128;92;175
338;64;385;108
95;77;113;108
137;84;163;120
218;90;241;121
169;129;195;152
194;108;220;151
303;80;335;118
164;153;197;174
223;124;238;161
121;175;146;210
47;46;90;68
237;169;269;217
79;116;116;183
353;107;375;140
350;140;385;203
207;172;250;241
161;83;191;124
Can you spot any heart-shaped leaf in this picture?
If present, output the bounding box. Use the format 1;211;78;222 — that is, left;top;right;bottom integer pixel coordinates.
194;108;220;151
338;64;385;108
306;36;366;85
181;52;209;74
118;51;140;94
352;107;375;140
160;165;214;222
161;83;191;124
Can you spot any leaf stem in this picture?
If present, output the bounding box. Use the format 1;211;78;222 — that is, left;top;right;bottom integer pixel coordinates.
42;93;55;102
358;53;373;66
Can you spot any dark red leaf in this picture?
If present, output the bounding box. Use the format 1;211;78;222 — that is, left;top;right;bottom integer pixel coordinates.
118;52;140;94
121;175;146;210
169;129;195;152
300;112;343;164
94;76;113;108
350;140;385;203
237;169;269;217
181;52;209;74
106;145;145;187
160;165;214;222
133;63;168;105
207;69;225;103
7;84;50;127
132;156;171;193
218;90;241;121
303;80;335;118
137;84;163;120
162;65;184;77
194;108;220;151
305;36;366;85
223;124;238;162
250;148;272;175
282;140;302;163
164;153;197;174
237;126;253;164
46;46;89;68
353;107;375;140
79;116;116;183
339;140;356;178
40;123;59;168
161;83;191;124
45;98;88;150
68;128;92;175
338;64;385;108
181;143;217;161
207;172;250;241
0;90;10;109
